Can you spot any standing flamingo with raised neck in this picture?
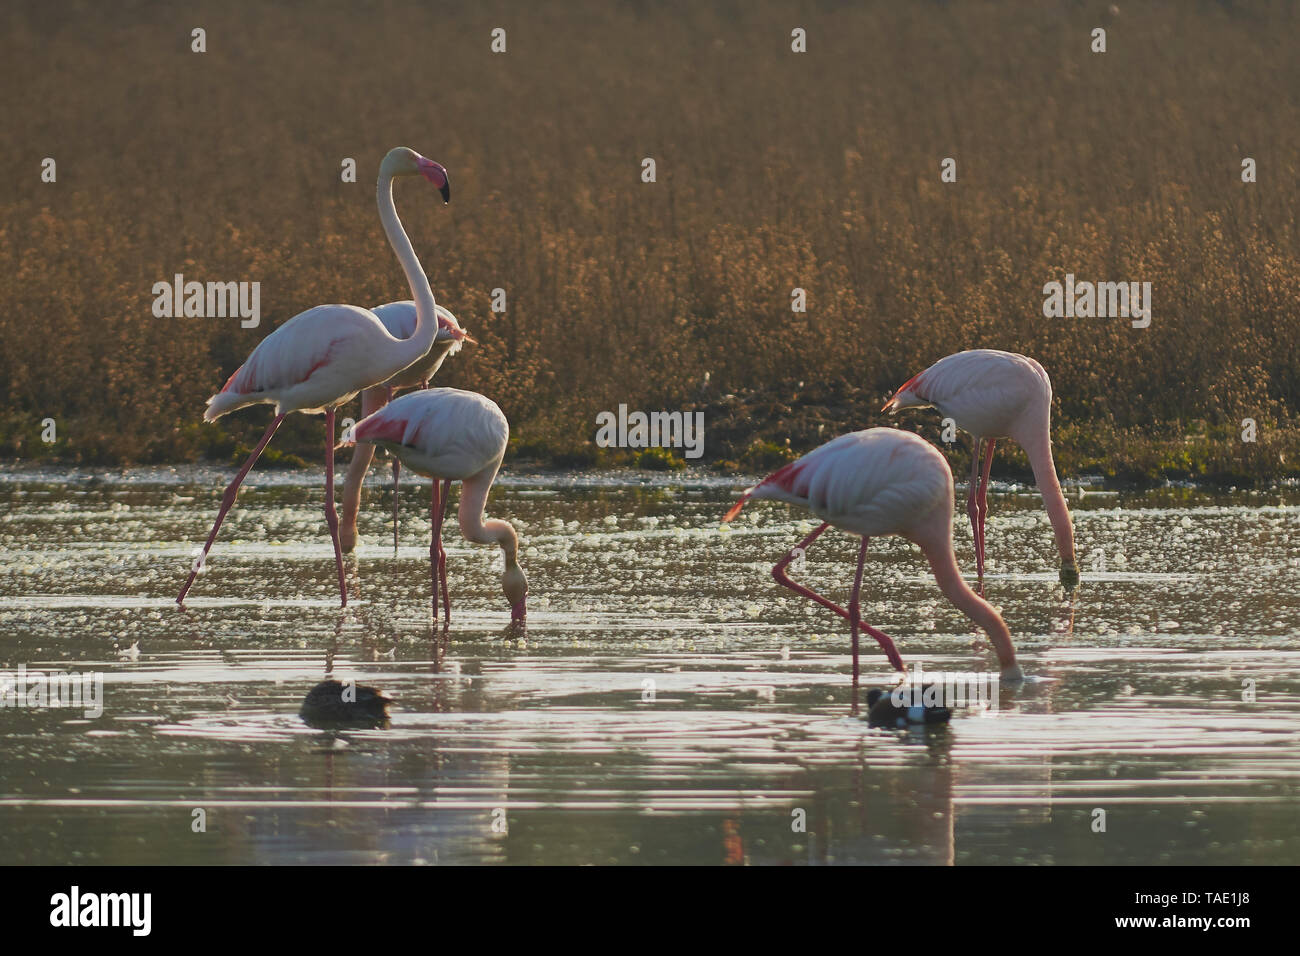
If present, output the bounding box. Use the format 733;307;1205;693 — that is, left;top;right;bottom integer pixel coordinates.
346;387;527;623
339;300;474;563
723;427;1022;685
883;349;1079;587
176;147;452;608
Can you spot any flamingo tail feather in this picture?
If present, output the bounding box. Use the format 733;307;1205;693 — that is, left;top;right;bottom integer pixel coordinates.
722;492;753;523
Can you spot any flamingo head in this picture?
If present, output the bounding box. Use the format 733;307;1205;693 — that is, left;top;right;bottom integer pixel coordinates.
435;305;477;347
503;562;528;623
881;371;930;413
381;147;450;203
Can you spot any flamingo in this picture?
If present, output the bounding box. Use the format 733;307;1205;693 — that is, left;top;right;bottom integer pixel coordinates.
345;387;528;623
176;147;452;608
339;300;473;565
882;349;1079;586
722;427;1022;685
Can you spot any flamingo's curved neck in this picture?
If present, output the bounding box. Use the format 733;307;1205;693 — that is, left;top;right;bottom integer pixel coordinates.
924;541;1017;671
456;464;518;562
1021;427;1076;569
377;173;437;366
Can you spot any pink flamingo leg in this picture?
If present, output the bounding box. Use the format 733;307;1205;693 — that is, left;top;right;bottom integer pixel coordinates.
849;537;868;687
770;525;904;673
977;438;995;577
429;479;442;620
437;478;451;617
392;458;401;553
324;408;347;607
771;523;847;620
850;537;903;673
387;387;400;554
967;438;984;579
177;413;285;605
842;538;873;712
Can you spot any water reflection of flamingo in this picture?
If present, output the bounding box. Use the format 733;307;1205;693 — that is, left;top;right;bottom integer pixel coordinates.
721;817;745;865
723;428;1022;687
883;350;1079;587
1053;590;1077;637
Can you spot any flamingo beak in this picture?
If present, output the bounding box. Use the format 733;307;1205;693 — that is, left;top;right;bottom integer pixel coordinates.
510;597;527;622
438;323;477;345
416;157;450;203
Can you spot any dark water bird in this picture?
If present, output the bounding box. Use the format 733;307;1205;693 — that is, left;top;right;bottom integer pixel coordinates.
866;687;952;729
299;679;392;729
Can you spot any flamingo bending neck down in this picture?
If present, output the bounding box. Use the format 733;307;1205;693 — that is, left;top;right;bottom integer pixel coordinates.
722;427;1022;689
176;147;452;608
883;349;1079;587
346;387;527;623
339;300;473;560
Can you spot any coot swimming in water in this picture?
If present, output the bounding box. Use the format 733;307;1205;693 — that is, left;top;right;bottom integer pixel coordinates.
865;687;952;729
300;679;392;729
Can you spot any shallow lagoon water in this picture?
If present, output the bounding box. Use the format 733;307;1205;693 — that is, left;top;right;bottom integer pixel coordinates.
0;466;1297;865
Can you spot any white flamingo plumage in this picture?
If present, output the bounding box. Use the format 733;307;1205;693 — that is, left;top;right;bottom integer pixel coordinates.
373;301;471;392
339;300;473;556
723;427;1021;685
176;147;452;608
883;349;1079;586
346;387;528;623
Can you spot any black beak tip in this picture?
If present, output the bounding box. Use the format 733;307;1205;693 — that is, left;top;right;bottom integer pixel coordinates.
439;183;451;204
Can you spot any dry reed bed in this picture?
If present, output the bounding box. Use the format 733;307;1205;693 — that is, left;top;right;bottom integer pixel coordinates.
1;0;1296;482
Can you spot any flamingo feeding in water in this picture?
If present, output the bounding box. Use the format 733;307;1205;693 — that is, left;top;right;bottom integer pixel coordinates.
882;349;1079;586
339;300;473;556
722;427;1022;684
345;387;528;623
176;147;452;608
